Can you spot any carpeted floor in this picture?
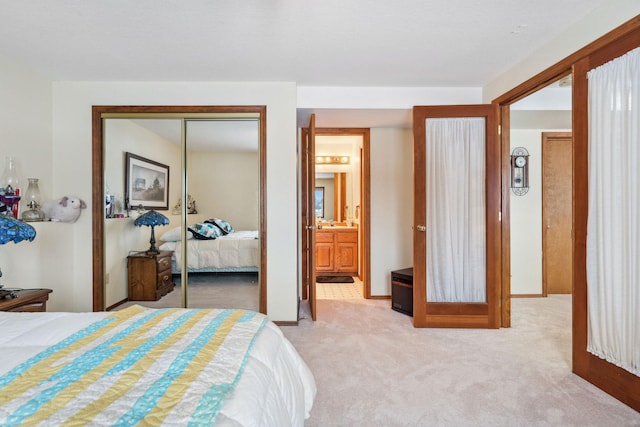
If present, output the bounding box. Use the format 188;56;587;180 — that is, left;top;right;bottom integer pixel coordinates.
281;295;640;426
118;272;259;311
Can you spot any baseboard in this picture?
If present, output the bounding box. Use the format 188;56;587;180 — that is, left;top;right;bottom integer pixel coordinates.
368;295;391;300
274;320;299;326
106;298;128;311
511;294;544;298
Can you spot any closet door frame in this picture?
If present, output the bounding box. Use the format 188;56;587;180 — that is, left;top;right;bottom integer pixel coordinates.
493;16;640;410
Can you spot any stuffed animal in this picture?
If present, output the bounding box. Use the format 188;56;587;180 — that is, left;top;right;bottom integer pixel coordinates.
42;196;87;223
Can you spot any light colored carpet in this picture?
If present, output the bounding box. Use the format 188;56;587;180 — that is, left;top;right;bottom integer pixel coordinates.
281;295;640;426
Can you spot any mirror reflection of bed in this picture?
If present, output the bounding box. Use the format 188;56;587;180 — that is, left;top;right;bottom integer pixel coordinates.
103;116;260;311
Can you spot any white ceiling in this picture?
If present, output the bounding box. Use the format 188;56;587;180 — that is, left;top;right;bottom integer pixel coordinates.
0;1;606;85
0;1;598;127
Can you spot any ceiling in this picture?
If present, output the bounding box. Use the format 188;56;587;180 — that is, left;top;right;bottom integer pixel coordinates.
0;1;599;127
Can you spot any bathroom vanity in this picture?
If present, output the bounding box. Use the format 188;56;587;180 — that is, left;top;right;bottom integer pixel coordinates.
315;226;358;276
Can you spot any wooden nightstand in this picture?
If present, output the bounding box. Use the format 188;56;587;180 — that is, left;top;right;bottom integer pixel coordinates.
127;250;175;301
0;288;53;312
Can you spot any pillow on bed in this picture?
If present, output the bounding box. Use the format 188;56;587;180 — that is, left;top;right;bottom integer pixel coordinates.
205;218;234;235
188;222;223;240
159;226;193;241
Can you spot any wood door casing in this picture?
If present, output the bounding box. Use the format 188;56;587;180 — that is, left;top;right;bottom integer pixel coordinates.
492;15;640;410
542;132;573;295
572;24;640;411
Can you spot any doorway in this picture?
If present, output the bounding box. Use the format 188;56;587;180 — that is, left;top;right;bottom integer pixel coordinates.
509;80;572;299
300;127;371;316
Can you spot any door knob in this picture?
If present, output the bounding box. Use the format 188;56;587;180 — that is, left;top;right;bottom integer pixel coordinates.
416;224;426;232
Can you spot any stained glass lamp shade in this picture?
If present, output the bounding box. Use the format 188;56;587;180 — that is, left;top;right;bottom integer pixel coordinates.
0;214;36;295
134;210;169;254
0;214;36;245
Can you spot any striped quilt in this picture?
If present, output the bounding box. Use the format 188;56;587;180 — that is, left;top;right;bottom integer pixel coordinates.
0;305;266;426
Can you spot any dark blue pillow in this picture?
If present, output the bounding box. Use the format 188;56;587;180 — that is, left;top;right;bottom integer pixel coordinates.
205;218;234;235
188;223;223;240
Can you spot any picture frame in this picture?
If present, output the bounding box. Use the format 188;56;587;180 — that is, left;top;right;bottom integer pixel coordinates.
125;152;170;211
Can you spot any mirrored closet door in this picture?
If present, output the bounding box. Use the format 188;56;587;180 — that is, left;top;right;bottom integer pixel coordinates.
93;106;266;313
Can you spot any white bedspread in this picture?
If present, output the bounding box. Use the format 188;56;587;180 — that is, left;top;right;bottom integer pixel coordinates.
160;230;259;272
0;310;316;426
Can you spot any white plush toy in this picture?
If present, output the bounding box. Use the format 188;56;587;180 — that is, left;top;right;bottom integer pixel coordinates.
42;196;87;223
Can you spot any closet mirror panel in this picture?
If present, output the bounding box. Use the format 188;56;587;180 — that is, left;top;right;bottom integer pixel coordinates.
93;106;266;313
184;119;260;310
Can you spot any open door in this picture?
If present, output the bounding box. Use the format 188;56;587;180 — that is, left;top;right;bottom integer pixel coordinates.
301;114;317;320
572;32;640;411
413;105;501;328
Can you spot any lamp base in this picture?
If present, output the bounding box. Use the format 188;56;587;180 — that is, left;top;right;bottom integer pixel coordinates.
22;209;45;222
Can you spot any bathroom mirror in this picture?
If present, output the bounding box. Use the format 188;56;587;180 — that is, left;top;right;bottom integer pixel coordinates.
315;172;351;222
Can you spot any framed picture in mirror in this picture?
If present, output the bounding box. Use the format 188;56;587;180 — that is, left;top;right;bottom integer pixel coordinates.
125;152;170;211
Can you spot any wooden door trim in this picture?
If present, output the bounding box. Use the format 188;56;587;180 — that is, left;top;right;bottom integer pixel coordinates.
300;127;309;301
541;132;573;297
493;15;640;106
92;105;267;313
499;105;511;327
492;15;640;411
571;31;640;412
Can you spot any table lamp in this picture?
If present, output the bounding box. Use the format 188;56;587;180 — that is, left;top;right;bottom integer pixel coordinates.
0;213;36;298
134;210;169;254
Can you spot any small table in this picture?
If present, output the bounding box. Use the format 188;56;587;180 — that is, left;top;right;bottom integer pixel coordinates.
0;288;53;312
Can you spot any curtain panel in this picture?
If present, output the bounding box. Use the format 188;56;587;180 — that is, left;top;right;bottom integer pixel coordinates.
587;47;640;376
425;118;486;303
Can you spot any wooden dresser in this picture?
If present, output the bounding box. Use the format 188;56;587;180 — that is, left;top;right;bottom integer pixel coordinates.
315;227;358;275
0;288;52;312
127;250;175;301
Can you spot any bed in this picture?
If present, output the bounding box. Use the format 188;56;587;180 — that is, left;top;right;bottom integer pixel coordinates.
0;305;316;426
158;226;259;274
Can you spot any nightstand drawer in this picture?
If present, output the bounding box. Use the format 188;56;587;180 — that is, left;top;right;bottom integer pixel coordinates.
156;255;172;272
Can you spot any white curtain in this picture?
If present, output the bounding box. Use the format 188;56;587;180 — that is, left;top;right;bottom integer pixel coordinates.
587;47;640;376
425;118;486;303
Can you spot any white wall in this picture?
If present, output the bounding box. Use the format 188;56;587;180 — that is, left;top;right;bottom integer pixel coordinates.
484;0;640;101
510;128;570;295
0;53;57;294
370;128;414;296
46;81;298;321
189;151;259;230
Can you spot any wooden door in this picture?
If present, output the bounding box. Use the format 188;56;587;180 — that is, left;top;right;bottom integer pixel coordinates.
413;105;501;328
542;132;573;295
301;114;317;320
572;26;640;411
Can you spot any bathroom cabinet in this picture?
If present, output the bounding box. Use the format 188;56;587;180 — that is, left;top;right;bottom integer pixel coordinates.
315;227;358;275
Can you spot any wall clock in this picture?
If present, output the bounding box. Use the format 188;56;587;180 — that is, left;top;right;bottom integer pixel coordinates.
511;147;530;196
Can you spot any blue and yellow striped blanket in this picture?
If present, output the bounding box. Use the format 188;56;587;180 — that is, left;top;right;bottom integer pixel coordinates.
0;305;266;426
